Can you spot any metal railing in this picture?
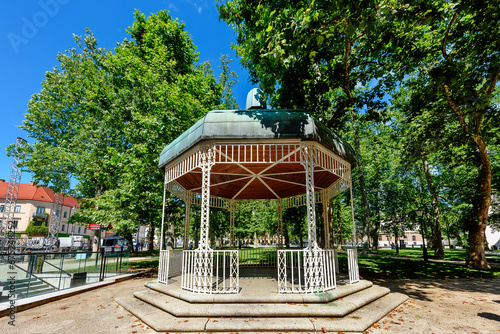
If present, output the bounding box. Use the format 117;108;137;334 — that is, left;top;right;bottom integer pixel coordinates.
277;248;338;293
0;250;129;302
180;249;238;294
347;248;360;284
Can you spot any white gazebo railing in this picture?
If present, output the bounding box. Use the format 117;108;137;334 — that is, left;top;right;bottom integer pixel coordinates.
181;249;239;293
347;248;360;284
277;248;338;293
158;250;170;284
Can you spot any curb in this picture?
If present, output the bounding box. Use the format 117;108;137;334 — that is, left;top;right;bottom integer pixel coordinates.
0;272;141;318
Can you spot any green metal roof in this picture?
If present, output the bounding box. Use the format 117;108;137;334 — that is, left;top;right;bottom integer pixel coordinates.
159;109;356;169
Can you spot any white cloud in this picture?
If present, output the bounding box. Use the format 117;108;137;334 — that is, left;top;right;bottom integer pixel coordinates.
168;3;178;12
186;0;208;14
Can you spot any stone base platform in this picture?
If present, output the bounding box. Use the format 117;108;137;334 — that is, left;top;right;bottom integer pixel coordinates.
116;270;407;333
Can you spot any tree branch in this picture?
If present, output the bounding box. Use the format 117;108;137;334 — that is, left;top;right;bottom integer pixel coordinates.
343;35;355;105
441;82;471;135
486;64;500;98
442;12;458;63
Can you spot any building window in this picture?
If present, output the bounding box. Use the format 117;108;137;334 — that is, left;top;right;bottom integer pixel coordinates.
14;205;21;213
63;211;67;218
72;225;75;233
78;226;81;234
36;207;45;214
412;235;416;241
56;209;60;217
61;224;65;232
0;205;4;212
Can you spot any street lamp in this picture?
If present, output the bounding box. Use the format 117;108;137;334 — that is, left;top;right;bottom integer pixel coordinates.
416;209;428;262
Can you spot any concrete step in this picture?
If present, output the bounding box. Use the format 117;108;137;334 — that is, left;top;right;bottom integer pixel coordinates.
145;279;374;304
116;290;408;333
133;284;390;318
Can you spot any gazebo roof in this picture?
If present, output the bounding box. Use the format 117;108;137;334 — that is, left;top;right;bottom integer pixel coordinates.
159;109;356;169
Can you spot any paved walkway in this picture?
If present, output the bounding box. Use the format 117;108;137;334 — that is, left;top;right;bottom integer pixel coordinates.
2;273;499;334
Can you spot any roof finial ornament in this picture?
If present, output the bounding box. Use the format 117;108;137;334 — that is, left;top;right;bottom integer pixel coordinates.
246;88;266;110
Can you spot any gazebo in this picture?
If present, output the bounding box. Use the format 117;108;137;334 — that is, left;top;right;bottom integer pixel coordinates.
157;90;359;294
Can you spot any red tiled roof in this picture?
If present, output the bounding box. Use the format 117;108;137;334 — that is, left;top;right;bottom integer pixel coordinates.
0;181;79;208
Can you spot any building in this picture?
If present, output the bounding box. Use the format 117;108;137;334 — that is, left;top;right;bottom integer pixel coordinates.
378;230;426;248
0;179;89;238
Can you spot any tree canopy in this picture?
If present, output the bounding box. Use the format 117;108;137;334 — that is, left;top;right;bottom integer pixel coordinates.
20;10;225;240
218;0;500;269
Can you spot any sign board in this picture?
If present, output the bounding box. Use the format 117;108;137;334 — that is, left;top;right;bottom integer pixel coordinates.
86;224;112;230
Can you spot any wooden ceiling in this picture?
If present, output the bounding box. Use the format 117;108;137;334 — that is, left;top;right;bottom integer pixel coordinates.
175;162;339;200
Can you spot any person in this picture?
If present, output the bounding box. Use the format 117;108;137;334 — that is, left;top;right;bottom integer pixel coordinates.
189;241;193;250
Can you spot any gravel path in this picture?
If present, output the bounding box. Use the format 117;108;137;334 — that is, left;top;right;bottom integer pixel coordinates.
368;278;500;334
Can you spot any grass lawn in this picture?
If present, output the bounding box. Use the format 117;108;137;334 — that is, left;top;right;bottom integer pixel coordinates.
375;247;468;261
127;248;500;280
128;257;160;270
337;252;500;280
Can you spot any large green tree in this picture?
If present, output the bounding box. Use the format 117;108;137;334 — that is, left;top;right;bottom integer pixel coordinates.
380;0;500;268
218;0;391;255
21;10;223;240
219;0;500;270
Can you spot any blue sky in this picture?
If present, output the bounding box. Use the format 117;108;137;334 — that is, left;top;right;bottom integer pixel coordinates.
0;0;253;184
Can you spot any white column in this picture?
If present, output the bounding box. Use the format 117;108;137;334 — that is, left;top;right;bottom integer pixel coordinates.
322;192;331;249
160;173;167;251
194;146;215;292
229;200;235;249
302;145;318;249
301;144;323;292
183;195;192;250
277;199;283;248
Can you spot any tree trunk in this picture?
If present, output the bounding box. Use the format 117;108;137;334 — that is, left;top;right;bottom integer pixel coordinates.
422;157;445;257
441;81;493;269
319;206;325;248
394;226;399;256
371;198;381;253
284;226;290;248
326;199;334;249
351;115;371;255
148;226;155;251
125;232;135;254
466;135;491;269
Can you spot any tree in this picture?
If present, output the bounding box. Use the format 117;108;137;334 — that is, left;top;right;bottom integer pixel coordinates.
218;0;391;255
20;10;224;239
377;0;500;269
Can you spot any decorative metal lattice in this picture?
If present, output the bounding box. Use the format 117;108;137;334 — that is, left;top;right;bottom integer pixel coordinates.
48;192;64;237
1;137;25;236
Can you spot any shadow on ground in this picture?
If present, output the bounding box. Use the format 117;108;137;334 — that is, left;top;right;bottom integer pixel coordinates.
373;277;500;302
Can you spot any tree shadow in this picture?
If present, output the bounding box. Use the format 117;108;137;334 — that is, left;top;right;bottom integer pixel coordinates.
372;278;500;302
478;312;500;322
